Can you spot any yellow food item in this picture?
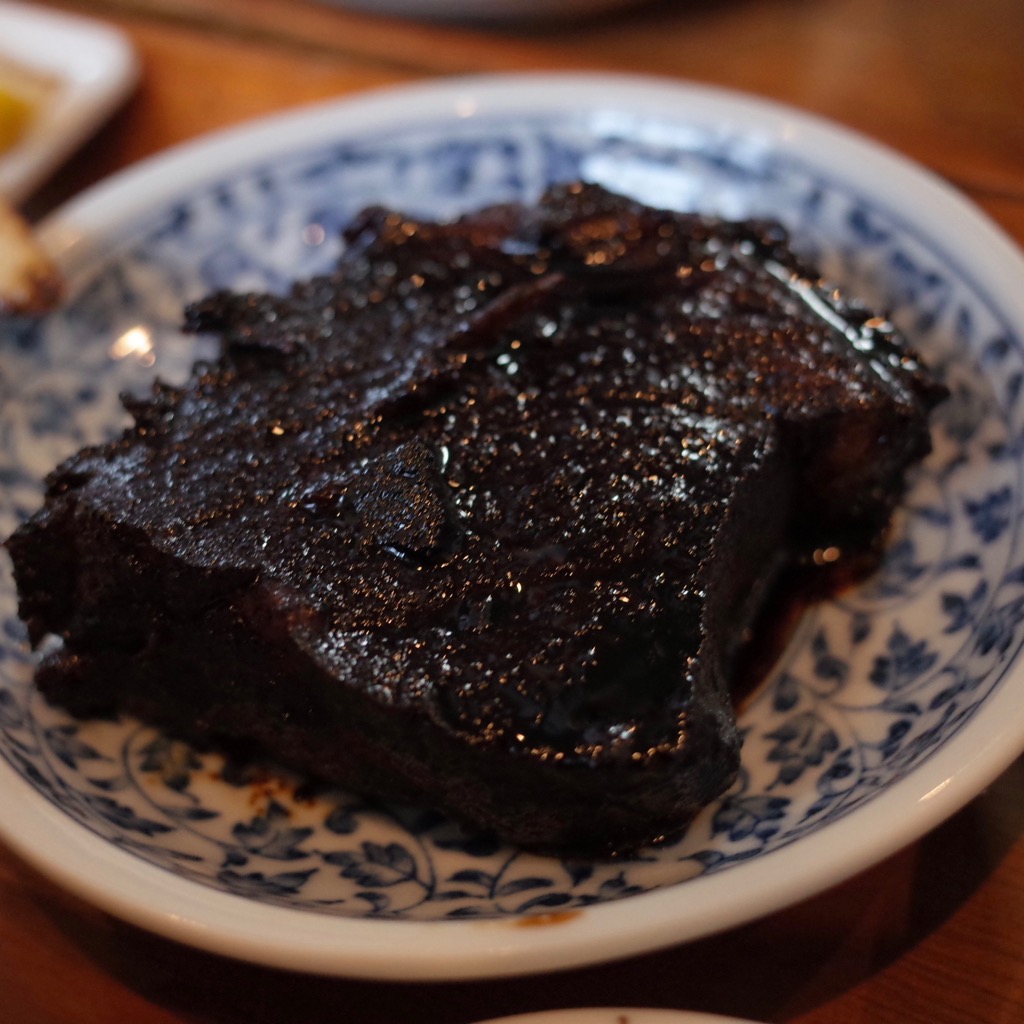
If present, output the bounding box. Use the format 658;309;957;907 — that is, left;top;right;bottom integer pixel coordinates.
0;56;57;155
0;86;34;152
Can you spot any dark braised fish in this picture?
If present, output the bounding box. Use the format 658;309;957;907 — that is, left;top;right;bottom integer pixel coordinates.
6;183;946;855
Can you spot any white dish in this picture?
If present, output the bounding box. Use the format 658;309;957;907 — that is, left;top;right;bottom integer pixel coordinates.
476;1012;760;1024
2;73;1024;981
0;0;138;202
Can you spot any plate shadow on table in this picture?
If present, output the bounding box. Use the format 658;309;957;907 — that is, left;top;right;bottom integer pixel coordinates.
493;0;765;33
12;754;1023;1024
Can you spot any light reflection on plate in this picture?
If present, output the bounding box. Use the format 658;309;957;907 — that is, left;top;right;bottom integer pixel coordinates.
2;73;1024;981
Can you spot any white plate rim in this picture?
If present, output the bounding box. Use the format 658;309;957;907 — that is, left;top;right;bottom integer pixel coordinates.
474;1010;761;1024
2;71;1024;981
0;0;139;202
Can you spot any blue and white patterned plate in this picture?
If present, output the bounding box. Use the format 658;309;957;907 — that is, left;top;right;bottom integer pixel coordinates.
3;73;1024;980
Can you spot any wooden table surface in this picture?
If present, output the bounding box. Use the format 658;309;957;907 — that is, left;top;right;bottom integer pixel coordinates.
4;1;1024;1021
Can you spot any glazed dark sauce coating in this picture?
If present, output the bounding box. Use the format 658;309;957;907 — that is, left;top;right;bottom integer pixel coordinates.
7;183;947;855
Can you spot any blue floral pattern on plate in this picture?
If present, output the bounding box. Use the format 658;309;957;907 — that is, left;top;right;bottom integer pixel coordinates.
1;107;1020;922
